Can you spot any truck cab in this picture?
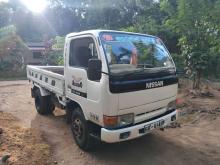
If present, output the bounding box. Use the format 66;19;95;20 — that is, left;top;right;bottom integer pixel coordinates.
28;30;178;150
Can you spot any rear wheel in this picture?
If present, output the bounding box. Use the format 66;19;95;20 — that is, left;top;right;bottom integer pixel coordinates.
71;107;95;151
34;89;55;115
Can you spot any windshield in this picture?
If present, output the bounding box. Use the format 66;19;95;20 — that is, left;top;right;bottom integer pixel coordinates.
100;32;175;75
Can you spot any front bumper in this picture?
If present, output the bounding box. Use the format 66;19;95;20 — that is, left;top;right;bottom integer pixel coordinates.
101;110;177;143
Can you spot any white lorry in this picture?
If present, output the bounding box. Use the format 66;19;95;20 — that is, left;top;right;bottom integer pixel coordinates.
27;30;178;150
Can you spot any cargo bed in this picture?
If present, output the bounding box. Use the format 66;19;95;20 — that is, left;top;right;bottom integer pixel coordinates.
27;65;65;96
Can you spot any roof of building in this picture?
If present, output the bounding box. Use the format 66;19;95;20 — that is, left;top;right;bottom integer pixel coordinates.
26;42;45;48
26;41;54;51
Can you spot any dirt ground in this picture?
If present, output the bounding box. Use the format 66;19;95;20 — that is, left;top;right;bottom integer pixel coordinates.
0;80;220;165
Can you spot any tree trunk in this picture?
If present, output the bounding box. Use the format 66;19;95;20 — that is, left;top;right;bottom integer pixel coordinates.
193;71;201;90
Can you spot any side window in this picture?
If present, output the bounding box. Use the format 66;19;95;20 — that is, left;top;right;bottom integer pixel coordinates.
69;37;98;68
89;42;98;57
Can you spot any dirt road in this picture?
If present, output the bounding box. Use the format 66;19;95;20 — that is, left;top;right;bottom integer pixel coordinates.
0;80;220;165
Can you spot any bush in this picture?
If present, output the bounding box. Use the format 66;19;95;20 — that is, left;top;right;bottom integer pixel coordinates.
0;69;27;80
41;50;64;66
171;53;185;71
0;61;12;71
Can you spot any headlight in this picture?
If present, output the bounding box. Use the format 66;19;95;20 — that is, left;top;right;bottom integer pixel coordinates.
103;113;134;129
118;113;134;127
167;100;176;111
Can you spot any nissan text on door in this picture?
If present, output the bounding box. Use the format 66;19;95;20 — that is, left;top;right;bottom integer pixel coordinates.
27;30;178;150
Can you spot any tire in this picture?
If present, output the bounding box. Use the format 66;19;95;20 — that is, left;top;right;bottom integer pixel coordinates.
71;107;95;151
34;89;55;115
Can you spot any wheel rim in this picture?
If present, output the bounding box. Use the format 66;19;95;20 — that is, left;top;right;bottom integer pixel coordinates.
72;118;84;141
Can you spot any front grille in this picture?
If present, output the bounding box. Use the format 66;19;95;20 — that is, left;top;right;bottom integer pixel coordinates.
135;109;175;126
136;107;165;116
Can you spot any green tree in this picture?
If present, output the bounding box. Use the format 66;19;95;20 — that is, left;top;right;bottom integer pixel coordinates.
42;36;65;66
163;0;220;89
0;25;28;71
0;2;12;28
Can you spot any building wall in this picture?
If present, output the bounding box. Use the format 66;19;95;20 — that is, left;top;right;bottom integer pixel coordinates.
2;48;44;65
23;49;45;65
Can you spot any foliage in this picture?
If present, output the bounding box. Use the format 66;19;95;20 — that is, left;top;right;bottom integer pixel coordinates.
52;36;65;50
0;2;12;28
0;25;28;71
0;25;16;38
0;0;219;87
44;36;65;66
164;0;220;88
0;61;12;71
0;69;27;80
171;53;185;71
42;50;64;66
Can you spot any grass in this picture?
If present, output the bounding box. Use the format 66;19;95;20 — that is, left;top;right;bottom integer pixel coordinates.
0;71;27;81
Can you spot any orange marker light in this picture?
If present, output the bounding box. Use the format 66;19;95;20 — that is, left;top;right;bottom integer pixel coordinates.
103;115;118;128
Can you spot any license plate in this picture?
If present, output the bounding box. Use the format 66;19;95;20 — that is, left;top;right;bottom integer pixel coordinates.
144;120;165;132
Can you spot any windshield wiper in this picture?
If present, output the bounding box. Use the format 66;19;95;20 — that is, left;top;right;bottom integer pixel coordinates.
115;69;145;78
137;64;154;68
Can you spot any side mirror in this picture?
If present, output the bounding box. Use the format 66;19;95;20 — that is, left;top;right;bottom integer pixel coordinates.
87;59;102;81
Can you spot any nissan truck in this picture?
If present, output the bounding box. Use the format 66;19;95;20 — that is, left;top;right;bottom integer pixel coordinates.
27;30;178;150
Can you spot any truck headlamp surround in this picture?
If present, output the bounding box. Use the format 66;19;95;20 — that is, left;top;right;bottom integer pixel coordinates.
118;113;134;127
103;113;134;129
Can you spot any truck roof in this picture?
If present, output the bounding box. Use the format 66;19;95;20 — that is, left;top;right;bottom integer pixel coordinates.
66;29;156;39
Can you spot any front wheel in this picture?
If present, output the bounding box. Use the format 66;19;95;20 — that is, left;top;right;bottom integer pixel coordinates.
71;107;95;150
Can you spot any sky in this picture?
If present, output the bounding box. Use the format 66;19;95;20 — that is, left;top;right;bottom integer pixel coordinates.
0;0;48;13
0;0;8;2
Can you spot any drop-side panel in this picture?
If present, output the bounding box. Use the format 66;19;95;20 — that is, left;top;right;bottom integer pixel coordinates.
27;65;65;95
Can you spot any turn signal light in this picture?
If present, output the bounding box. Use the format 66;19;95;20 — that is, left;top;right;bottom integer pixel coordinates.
103;116;118;128
103;114;134;129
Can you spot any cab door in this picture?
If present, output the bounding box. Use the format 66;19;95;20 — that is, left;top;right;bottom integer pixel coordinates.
65;35;102;119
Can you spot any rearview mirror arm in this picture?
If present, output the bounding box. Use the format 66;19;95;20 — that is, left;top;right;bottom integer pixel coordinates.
101;71;110;76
